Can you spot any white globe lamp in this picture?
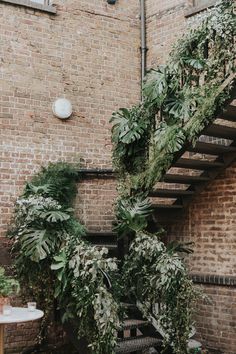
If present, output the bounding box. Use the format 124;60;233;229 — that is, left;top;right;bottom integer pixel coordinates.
52;98;73;120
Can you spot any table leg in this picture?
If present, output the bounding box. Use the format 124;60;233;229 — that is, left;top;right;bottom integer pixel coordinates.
0;324;4;354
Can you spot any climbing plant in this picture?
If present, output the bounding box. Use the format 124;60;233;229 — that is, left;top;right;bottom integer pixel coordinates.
8;162;121;354
111;0;235;190
111;1;235;353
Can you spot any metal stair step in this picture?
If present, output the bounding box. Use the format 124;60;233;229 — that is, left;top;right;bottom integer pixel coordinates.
221;104;236;122
149;189;194;198
152;204;183;209
188;141;236;155
86;232;117;237
121;303;137;310
121;319;149;330
174;158;224;170
204;124;236;140
95;244;117;250
84;232;117;248
116;336;162;353
163;174;209;184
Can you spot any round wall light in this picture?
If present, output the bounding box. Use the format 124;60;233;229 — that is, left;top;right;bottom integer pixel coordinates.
52;98;73;120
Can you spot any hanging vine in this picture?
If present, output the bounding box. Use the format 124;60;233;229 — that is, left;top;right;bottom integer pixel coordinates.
111;1;235;353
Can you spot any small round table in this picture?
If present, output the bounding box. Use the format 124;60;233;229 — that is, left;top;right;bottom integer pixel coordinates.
0;307;44;354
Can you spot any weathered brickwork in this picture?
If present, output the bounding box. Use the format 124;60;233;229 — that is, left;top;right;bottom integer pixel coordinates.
0;0;140;352
195;285;236;354
145;0;236;352
76;178;117;232
167;163;236;276
0;0;140;234
1;0;236;352
146;0;192;67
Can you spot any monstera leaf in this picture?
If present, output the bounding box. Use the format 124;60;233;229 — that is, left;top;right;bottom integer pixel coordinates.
39;210;71;223
143;66;169;106
154;123;186;154
110;107;148;145
24;182;52;196
21;228;55;262
164;86;197;122
115;195;153;236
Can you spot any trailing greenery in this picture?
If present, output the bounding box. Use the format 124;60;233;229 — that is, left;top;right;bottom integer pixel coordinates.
114;193;153;237
111;1;236;353
6;2;236;354
8;162;121;354
111;0;235;191
0;266;19;297
110;105;154;175
123;232;199;354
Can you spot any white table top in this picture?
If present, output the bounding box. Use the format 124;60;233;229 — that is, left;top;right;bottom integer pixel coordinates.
0;307;44;325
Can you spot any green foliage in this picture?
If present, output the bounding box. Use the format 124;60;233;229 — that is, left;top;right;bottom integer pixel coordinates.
51;242;121;354
8;162;121;353
10;195;73;262
111;0;235;190
123;233;201;354
110;2;236;354
143;67;170;108
114;194;153;236
110;105;154;174
25;162;79;207
0;267;19;297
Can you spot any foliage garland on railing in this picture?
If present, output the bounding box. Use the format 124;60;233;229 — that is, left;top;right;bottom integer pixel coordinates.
111;1;235;353
8;163;121;354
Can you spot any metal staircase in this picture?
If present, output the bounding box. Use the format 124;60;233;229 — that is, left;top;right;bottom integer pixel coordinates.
80;94;236;354
152;101;236;223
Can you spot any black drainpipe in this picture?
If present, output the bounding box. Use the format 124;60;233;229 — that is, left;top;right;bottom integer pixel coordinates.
140;0;147;100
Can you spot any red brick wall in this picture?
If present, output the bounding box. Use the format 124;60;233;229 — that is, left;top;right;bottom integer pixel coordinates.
145;0;236;352
195;285;236;354
146;0;192;67
167;163;236;277
165;164;236;353
0;0;140;235
0;0;140;352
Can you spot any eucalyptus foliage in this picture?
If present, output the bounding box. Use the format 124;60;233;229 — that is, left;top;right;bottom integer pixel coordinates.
111;1;236;354
8;162;120;353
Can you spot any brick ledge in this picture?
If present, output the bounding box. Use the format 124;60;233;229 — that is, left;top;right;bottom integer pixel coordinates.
0;0;57;14
191;273;236;287
185;0;217;17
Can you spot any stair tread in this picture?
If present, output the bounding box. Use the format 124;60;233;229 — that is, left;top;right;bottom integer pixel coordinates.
121;319;149;330
95;244;117;249
116;336;161;353
204;123;236;139
163;174;209;184
121;303;137;310
174;158;224;170
150;189;194;198
86;232;117;237
152;204;183;209
221;105;236;122
188;141;236;155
